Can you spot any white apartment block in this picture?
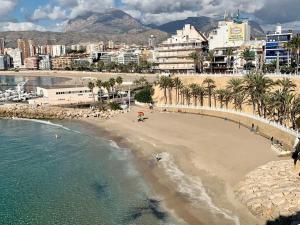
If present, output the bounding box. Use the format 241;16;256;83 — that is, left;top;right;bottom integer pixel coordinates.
51;45;66;57
6;48;23;68
156;24;208;73
117;52;139;65
86;42;105;54
208;20;251;50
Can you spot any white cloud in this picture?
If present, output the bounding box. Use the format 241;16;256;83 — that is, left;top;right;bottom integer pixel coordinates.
120;0;269;25
0;22;46;31
32;4;67;20
122;0;265;18
68;0;115;18
0;0;18;16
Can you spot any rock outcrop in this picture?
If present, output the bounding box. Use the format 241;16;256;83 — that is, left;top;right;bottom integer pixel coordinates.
236;160;300;221
0;104;127;120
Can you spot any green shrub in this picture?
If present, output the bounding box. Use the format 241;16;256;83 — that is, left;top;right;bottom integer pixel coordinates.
108;102;122;110
134;87;154;103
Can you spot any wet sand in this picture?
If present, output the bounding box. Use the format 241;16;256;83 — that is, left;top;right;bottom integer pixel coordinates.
82;106;280;225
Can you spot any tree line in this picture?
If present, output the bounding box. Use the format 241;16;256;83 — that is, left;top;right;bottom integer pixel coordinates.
159;73;300;129
66;60;157;73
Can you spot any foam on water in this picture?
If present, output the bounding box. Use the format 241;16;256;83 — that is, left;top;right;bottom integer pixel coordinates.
11;118;81;133
160;152;240;225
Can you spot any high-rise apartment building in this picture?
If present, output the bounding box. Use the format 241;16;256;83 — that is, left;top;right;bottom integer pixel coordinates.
17;39;31;61
0;38;5;54
51;45;66;57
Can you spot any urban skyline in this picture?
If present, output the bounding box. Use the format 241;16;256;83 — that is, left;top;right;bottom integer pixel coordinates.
0;0;300;32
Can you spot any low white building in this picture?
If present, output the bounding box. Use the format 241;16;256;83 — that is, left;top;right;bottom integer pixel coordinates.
29;86;94;105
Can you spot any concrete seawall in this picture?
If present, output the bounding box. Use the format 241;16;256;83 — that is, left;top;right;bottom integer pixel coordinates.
157;106;297;149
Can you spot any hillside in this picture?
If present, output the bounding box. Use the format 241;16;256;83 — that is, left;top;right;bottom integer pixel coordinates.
65;9;147;34
0;30;169;48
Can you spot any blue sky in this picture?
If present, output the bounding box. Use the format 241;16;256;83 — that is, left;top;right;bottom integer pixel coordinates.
1;0;300;32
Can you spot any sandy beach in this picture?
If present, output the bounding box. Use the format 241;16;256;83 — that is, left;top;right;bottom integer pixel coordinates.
82;106;281;225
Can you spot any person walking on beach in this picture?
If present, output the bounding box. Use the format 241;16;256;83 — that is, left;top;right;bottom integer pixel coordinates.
292;146;300;166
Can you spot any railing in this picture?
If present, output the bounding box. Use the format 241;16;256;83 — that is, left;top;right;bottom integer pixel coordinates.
156;104;299;138
171;73;300;78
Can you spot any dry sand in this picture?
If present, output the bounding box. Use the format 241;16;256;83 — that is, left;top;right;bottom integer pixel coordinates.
83;106;280;225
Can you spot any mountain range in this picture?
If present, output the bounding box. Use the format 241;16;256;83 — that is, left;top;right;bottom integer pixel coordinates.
1;9;265;48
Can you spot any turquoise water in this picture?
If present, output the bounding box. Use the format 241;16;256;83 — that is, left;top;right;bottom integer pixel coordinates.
0;119;176;225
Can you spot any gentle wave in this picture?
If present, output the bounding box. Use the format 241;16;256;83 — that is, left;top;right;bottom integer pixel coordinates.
160;152;240;225
11;117;81;133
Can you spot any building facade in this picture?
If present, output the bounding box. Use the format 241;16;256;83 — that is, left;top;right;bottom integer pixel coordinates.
156;24;208;73
51;45;66;57
265;26;292;65
51;56;77;70
6;48;23;68
29;86;94;105
17;39;31;62
0;38;5;55
24;56;39;70
208;20;251;50
0;55;11;70
86;42;105;54
39;55;52;70
117;52;139;65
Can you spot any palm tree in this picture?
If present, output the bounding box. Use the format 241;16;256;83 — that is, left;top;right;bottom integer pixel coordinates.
116;76;123;87
276;78;296;93
223;89;232;109
196;85;206;106
243;73;273;116
168;78;175;105
189;52;200;73
178;83;185;105
288;36;300;74
242;49;255;71
226;78;244;110
159;76;172;105
189;83;199;106
88;81;96;103
109;78;116;99
189;52;205;73
97;61;104;72
102;81;111;98
95;79;103;102
202;78;216;107
215;89;227;108
206;51;214;73
226;48;234;73
290;96;300;129
173;77;182;105
182;87;191;105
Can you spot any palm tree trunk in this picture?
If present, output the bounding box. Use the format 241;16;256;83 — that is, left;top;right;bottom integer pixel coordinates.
164;88;167;105
208;91;212;107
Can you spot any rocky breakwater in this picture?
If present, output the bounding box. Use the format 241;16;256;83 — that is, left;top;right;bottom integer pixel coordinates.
236;160;300;223
0;104;128;120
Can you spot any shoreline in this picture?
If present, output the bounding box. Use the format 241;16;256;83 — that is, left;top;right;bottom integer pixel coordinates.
1;106;291;224
80;106;282;225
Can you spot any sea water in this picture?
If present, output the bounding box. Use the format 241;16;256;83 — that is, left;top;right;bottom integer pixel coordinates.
0;119;177;225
